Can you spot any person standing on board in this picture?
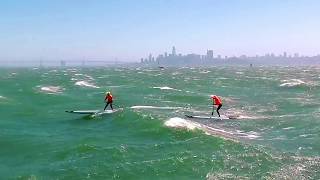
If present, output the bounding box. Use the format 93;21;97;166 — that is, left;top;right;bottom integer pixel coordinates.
211;95;222;117
104;91;113;110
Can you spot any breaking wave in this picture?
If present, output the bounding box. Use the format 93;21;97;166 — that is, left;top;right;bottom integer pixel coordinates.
39;86;64;94
280;79;305;87
164;117;201;130
75;81;100;88
164;117;260;140
153;86;178;90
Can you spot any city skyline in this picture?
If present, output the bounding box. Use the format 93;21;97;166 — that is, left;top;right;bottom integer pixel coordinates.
1;0;320;61
142;46;320;60
141;46;320;66
1;46;319;67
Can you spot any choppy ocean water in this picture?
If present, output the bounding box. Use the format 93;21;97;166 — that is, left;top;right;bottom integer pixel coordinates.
0;66;319;179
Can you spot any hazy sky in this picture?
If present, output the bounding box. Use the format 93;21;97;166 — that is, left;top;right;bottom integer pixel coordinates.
0;0;319;61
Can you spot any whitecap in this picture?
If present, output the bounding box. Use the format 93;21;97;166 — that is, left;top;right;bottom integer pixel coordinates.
282;127;295;130
299;134;313;138
153;86;177;90
165;117;240;140
75;81;100;88
280;79;305;87
39;86;64;94
164;117;200;130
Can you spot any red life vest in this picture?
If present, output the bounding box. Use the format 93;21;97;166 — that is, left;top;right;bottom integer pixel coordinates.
106;94;113;102
212;96;222;105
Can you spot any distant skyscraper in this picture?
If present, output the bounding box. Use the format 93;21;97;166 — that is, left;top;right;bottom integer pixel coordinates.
39;60;43;67
206;50;213;59
240;55;247;59
172;46;176;56
164;52;168;57
60;60;66;67
283;52;287;58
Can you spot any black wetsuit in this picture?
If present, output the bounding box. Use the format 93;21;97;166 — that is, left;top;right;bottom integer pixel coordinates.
104;95;113;110
212;104;222;117
216;104;222;117
104;101;113;110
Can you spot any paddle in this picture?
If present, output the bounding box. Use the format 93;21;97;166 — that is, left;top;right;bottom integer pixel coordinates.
211;104;214;116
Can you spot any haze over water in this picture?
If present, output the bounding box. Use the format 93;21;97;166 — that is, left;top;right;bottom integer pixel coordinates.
1;66;319;179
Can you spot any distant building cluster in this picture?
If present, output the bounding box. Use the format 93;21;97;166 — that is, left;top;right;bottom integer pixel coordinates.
140;46;320;66
140;46;217;66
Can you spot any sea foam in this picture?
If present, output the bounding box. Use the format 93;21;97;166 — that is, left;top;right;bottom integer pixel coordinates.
39;86;64;94
280;79;305;87
75;81;100;88
153;86;176;90
164;117;200;130
153;86;182;91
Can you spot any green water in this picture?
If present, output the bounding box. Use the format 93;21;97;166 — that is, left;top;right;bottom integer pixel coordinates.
0;66;319;179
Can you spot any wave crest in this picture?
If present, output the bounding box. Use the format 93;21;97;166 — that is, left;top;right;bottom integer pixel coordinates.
164;117;200;130
39;86;64;94
75;81;100;88
280;79;305;87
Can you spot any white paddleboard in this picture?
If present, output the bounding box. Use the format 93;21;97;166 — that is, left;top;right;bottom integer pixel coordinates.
185;114;237;120
65;110;100;114
94;108;123;116
66;108;123;115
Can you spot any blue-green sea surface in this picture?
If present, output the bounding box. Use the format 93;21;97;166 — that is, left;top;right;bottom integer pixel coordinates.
0;66;320;179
